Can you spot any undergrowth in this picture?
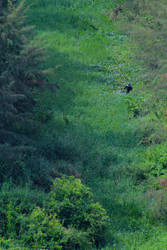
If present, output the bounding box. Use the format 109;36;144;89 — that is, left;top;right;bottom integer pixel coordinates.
1;0;167;249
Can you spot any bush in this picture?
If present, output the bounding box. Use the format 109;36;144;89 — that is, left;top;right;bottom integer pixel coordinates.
0;183;46;238
0;177;110;249
125;95;143;118
21;207;65;249
21;207;91;249
0;237;26;249
49;176;110;248
142;144;167;177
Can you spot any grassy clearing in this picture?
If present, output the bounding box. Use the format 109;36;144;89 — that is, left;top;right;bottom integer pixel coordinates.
23;0;167;248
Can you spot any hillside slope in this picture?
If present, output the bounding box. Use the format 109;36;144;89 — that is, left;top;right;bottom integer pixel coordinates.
1;0;167;249
27;1;167;249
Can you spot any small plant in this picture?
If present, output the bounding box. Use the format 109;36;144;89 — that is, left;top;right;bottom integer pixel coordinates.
140;144;167;178
125;95;143;118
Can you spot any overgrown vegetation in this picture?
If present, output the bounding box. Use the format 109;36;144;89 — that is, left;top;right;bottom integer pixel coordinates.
0;177;109;249
1;0;167;249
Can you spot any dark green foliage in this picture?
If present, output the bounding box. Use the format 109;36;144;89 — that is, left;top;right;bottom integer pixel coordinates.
0;0;48;183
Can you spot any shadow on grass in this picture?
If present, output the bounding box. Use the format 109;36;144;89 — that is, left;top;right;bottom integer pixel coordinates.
41;48;115;113
26;1;98;35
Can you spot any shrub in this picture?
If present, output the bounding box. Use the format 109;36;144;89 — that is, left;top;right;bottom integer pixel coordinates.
0;237;26;249
0;182;46;238
125;95;142;118
21;207;64;249
143;144;167;177
0;177;110;249
21;207;91;249
49;176;110;248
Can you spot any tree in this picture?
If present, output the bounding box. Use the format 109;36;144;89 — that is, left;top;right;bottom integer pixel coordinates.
0;0;46;180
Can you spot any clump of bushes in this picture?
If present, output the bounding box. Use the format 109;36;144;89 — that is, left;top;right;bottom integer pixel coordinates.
0;176;110;249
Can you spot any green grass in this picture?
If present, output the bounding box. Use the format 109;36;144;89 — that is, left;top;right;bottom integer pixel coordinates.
24;0;167;249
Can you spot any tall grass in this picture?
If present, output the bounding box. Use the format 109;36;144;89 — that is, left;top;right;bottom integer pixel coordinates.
7;0;167;248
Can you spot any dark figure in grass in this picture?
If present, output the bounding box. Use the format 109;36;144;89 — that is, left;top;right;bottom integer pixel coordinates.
124;83;133;94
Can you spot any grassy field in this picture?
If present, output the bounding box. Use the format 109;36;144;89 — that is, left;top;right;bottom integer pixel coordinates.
20;0;167;248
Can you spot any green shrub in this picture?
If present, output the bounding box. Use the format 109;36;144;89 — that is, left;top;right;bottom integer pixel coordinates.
142;144;167;177
19;176;110;249
125;95;142;118
21;207;64;249
0;183;46;238
21;206;91;250
0;237;26;249
49;176;110;248
0;178;110;249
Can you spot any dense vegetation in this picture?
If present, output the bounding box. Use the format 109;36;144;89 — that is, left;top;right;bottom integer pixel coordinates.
1;0;167;249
